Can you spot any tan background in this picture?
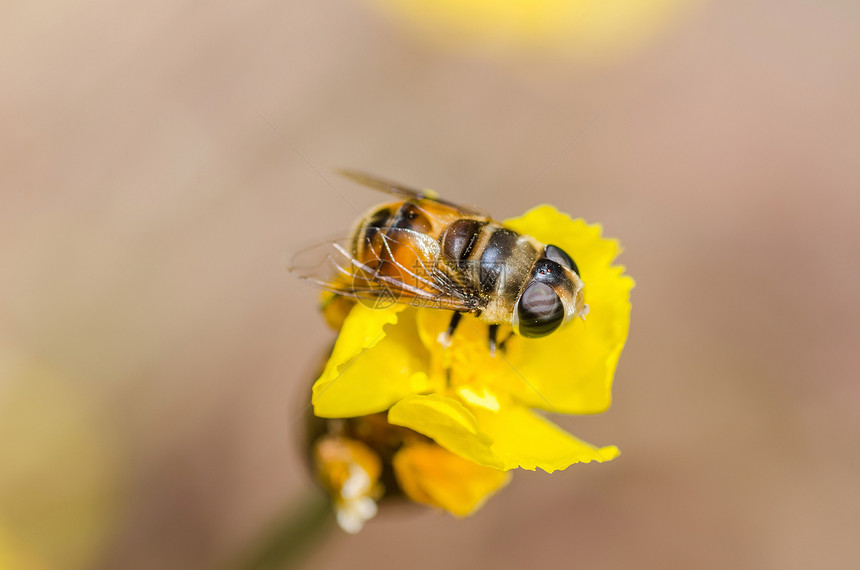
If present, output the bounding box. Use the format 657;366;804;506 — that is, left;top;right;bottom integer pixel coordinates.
2;1;859;569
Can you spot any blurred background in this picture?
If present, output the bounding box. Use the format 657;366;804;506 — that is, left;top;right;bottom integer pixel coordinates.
2;1;859;568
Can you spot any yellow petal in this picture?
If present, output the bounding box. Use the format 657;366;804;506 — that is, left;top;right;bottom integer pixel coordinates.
389;394;618;472
501;205;634;414
393;442;511;517
388;394;505;469
313;305;434;418
468;402;620;472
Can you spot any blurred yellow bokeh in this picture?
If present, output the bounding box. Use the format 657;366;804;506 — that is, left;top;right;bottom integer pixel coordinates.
0;352;121;570
0;523;50;570
369;0;699;62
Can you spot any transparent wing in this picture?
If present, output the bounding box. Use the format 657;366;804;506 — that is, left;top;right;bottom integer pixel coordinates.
336;169;489;218
290;228;482;313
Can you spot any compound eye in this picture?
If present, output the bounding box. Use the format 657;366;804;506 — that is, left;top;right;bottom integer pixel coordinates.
514;282;564;338
545;244;580;277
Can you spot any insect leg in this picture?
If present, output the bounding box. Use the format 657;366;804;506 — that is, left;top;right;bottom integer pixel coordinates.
488;324;499;357
498;330;514;353
437;311;462;347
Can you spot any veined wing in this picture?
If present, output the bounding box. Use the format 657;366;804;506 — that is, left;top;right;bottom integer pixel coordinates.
336;169;489;218
290;227;483;314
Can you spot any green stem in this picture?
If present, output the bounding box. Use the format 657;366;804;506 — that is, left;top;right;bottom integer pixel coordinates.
226;489;334;570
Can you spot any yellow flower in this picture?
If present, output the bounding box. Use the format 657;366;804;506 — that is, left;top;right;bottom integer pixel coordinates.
310;414;511;527
393;441;510;516
313;435;383;534
312;205;633;512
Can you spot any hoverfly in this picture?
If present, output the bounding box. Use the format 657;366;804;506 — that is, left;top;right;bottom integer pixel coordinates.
293;170;588;353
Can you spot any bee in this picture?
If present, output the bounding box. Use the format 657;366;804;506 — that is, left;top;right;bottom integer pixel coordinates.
293;170;588;352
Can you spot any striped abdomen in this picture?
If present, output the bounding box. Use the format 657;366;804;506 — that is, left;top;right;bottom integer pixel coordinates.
351;201;446;295
352;200;540;322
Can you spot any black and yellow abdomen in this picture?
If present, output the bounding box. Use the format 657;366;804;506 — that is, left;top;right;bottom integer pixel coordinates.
349;199;542;322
